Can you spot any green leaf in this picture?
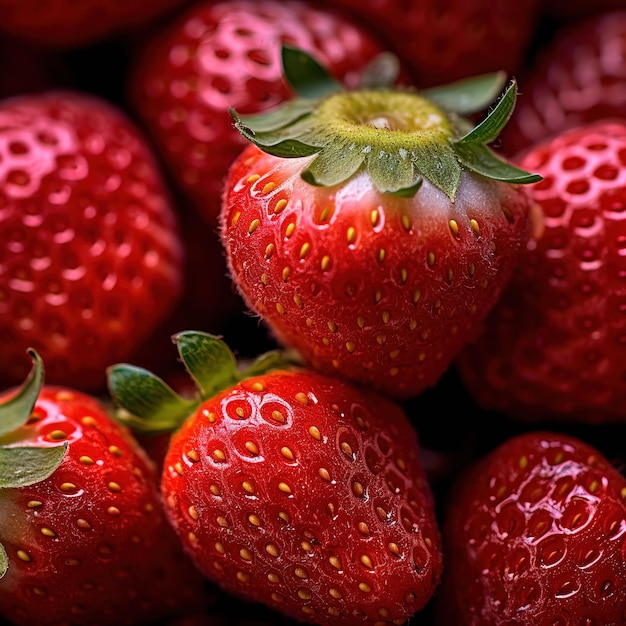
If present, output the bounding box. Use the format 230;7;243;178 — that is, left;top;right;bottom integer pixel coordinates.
229;99;316;134
413;144;463;201
302;143;365;187
0;442;67;488
454;80;517;145
357;52;401;89
366;147;421;195
173;332;240;399
233;112;323;158
0;349;44;438
0;544;7;579
281;44;342;100
422;72;508;116
107;365;196;435
454;142;543;184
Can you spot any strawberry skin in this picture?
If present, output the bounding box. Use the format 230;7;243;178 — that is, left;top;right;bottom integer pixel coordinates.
0;90;183;393
436;431;626;625
0;0;190;47
221;144;533;400
502;10;626;157
457;120;626;423
161;367;443;624
0;383;206;625
129;0;390;225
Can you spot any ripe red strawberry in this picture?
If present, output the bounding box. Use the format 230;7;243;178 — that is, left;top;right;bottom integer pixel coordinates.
129;0;394;226
219;47;541;400
457;120;626;423
435;430;626;625
107;331;443;625
0;0;190;47
502;10;626;157
0;90;183;393
0;350;207;626
315;0;539;88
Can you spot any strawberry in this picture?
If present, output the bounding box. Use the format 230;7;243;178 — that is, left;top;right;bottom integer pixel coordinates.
0;350;207;626
0;0;190;48
435;430;626;625
502;10;626;157
0;90;183;393
219;46;542;400
129;0;394;226
456;120;626;423
107;330;443;625
314;0;539;88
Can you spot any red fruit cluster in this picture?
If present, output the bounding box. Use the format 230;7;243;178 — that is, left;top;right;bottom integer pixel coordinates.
1;1;626;626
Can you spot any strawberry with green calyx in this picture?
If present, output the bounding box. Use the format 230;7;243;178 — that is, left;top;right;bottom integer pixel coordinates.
0;350;207;626
108;330;443;625
220;46;542;401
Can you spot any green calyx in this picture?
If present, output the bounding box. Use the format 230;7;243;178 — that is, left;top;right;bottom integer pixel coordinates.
231;45;542;201
107;331;296;436
0;350;69;580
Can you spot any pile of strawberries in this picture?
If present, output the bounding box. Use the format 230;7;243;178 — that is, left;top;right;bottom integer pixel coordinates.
2;0;626;625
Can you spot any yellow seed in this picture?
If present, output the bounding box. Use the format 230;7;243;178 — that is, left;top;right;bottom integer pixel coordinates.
76;519;91;529
378;248;386;263
374;289;382;303
295;392;308;404
210;484;221;496
370;209;379;226
247;174;260;183
320;255;331;271
299;242;311;259
347;226;356;244
413;289;421;304
276;302;285;314
108;482;121;492
293;294;303;307
213;449;226;461
264;243;275;258
301;541;313;552
353;482;364;497
427;251;435;266
27;501;42;508
109;445;122;457
382;311;390;324
215;542;225;554
341;442;353;457
359;582;372;593
268;573;280;583
174;462;184;476
295;567;308;579
285;222;295;238
361;555;374;568
248;514;261;527
298;589;311;600
278;482;292;494
329;556;342;569
320;206;331;222
79;456;94;465
262;181;276;194
401;214;411;230
248;218;260;234
17;550;31;562
271;592;284;602
319;468;331;481
282;267;290;281
449;219;459;235
308;426;321;440
272;410;285;423
188;506;199;520
82;416;97;427
237;571;250;583
357;316;365;328
107;506;120;516
261;273;269;286
231;211;241;226
274;198;287;213
245;441;259;455
242;481;255;494
358;522;370;536
327;321;337;333
48;430;67;441
281;447;294;461
266;543;279;557
41;527;56;537
240;548;253;561
187;450;200;462
217;516;229;527
470;218;480;234
60;482;76;492
330;588;343;599
388;543;401;556
400;268;408;283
